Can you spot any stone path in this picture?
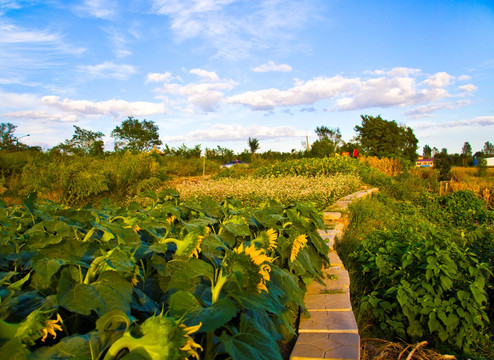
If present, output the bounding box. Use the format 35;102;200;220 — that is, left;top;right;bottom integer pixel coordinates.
290;188;379;360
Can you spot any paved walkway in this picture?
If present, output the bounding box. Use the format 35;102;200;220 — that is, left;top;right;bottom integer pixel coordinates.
290;188;379;360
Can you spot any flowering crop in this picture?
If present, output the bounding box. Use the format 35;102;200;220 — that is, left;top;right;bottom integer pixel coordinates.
173;174;361;210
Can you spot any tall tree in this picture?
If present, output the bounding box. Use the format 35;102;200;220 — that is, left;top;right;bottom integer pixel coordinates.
0;123;18;151
423;144;432;158
111;116;162;152
434;148;452;181
56;125;104;156
311;126;343;156
354;115;418;162
483;141;494;157
461;142;472;157
248;137;260;154
461;141;473;166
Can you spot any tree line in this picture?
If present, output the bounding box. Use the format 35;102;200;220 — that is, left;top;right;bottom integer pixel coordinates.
1;114;490;166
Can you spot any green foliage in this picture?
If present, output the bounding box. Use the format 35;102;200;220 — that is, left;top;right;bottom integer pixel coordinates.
310;126;342;157
354;115;418;162
433;150;452;181
483;141;494;157
163;143;202;158
55;125;105;156
0;123;19;151
253;155;361;178
248;137;260;154
423;144;432;158
111;116;162;153
339;190;494;358
477;157;488;177
0;193;331;359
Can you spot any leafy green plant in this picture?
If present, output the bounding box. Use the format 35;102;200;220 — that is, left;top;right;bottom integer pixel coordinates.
0;192;331;359
341;192;494;358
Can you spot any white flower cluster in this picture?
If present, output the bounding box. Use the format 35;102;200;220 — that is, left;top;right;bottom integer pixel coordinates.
175;174;361;209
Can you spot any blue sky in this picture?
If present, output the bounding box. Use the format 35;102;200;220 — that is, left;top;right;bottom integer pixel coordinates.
1;0;493;154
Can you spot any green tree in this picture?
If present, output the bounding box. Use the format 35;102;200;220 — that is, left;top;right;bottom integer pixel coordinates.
461;141;473;166
434;148;452;181
111;116;162;153
311;126;343;157
354;115;418;162
483;141;494;157
0;123;18;151
248;137;260;154
423;144;432;158
56;125;104;156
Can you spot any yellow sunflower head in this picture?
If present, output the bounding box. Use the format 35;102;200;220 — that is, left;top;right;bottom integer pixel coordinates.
174;233;203;258
290;234;308;262
229;243;273;293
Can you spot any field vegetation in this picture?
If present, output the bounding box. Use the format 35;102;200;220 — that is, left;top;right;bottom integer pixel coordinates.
0;117;493;359
337;171;494;359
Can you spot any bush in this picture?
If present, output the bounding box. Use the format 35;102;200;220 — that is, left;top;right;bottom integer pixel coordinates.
340;192;494;357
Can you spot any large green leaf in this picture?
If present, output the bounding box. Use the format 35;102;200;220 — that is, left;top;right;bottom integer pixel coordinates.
218;312;282;360
57;268;104;316
166;258;214;290
169;291;237;332
0;338;28;360
92;271;133;316
28;331;117;360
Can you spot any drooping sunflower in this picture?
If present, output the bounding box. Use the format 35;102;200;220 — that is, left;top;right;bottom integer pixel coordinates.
290;234;308;262
163;227;210;259
227;243;273;293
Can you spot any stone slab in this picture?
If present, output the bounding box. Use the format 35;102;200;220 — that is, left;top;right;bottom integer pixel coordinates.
318;229;336;236
323;212;342;222
299;311;358;334
331;200;351;210
321;267;350;290
328;252;344;268
307;269;349;295
304;293;352;312
290;333;360;360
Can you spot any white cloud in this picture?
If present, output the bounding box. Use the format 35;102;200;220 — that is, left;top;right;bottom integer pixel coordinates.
226;68;468;115
102;26;132;58
146;72;172;83
405;103;454;118
252;61;292;72
423;72;454;88
387;67;421;77
413;116;494;130
0;89;38;110
458;84;477;93
159;80;237;112
41;96;168;118
74;0;118;20
189;68;219;82
0;110;78;122
0;89;169;123
151;0;317;59
77;62;136;80
458;75;472;81
162;123;306;142
226;75;358;110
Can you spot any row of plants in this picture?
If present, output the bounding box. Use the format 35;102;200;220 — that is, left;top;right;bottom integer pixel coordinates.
337;184;494;359
0;191;332;359
252;155;362;178
171;174;361;210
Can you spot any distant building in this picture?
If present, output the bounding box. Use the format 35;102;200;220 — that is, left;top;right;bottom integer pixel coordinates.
416;158;434;167
473;156;494;167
